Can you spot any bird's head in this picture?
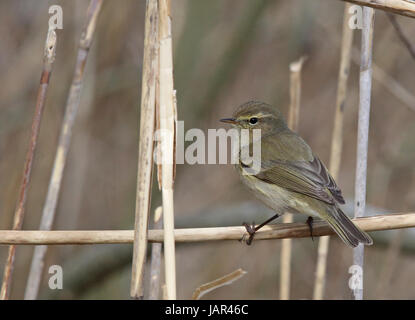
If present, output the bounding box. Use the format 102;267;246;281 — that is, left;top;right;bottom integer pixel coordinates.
220;101;288;135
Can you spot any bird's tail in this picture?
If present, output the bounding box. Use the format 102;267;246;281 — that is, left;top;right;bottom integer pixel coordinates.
325;206;373;248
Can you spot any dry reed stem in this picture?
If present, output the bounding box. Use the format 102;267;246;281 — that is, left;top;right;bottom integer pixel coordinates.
130;0;159;300
162;284;168;300
287;57;306;130
0;29;57;300
280;56;305;300
192;269;247;300
159;0;177;300
341;0;415;18
354;6;375;300
313;3;354;300
0;212;413;245
155;52;162;190
148;207;163;300
24;0;103;300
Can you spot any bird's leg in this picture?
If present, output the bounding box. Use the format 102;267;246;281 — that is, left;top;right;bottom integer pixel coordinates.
306;216;314;241
241;222;255;245
241;213;281;245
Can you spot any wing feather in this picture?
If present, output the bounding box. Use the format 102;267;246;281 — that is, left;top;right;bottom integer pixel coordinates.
245;131;345;205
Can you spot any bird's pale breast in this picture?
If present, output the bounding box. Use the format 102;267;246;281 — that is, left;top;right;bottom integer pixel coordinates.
236;164;323;218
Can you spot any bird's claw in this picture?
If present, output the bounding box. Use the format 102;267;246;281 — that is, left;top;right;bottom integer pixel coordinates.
240;221;256;245
306;216;314;242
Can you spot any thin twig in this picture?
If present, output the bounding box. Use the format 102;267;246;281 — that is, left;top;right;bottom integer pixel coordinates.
192;269;247;300
317;18;415;112
369;59;415;112
24;0;103;300
159;0;177;300
353;6;375;300
148;207;163;300
386;12;415;61
340;0;415;19
313;3;354;300
280;56;305;300
130;0;159;300
0;29;57;301
0;213;413;245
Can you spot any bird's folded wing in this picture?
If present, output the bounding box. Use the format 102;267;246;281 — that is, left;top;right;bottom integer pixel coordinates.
255;156;345;205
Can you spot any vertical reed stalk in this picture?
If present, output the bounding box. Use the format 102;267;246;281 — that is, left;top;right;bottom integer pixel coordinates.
130;0;159;299
313;3;354;300
353;6;375;300
280;57;305;300
159;0;177;300
148;206;163;300
24;0;103;300
0;29;57;300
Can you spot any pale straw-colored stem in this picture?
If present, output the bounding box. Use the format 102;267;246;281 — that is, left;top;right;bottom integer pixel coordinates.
340;0;415;18
0;29;57;300
192;268;247;300
353;6;375;300
23;0;103;301
148;207;163;300
130;0;159;299
280;57;305;300
159;0;177;300
313;3;354;300
0;213;413;245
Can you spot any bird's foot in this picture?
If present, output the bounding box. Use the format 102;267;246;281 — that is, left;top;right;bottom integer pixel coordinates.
306;216;314;241
240;221;256;245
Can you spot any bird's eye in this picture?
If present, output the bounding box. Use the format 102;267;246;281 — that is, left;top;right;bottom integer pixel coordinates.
249;117;258;125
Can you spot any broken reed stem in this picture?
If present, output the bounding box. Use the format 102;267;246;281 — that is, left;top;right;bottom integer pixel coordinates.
313;3;354;301
353;6;375;300
287;58;305;130
130;0;159;300
340;0;415;19
280;57;305;300
0;29;57;300
24;0;103;301
0;213;413;245
159;0;177;300
192;268;247;300
386;12;415;61
148;207;163;300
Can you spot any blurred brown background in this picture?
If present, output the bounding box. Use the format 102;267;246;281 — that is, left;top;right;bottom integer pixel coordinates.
0;0;414;299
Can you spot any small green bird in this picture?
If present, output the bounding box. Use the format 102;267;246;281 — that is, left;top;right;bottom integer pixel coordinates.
220;101;373;247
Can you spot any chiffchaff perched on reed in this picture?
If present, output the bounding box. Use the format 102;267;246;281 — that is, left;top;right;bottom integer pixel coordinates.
220;101;373;247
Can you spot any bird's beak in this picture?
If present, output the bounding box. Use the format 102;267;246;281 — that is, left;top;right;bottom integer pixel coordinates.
220;118;237;124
